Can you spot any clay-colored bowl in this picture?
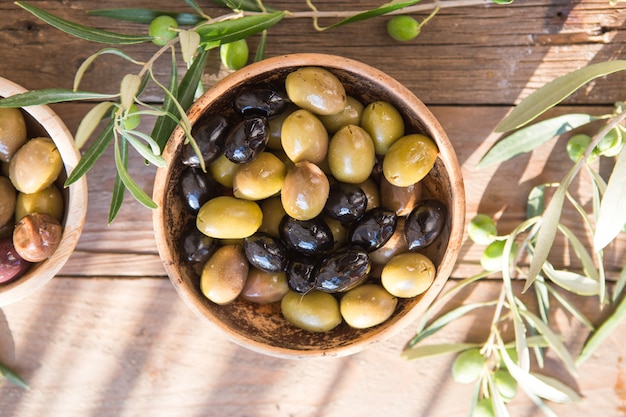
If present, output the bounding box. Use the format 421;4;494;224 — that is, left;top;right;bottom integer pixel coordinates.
153;54;465;358
0;77;88;306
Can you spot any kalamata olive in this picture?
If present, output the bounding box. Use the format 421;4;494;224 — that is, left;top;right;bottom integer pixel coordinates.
200;245;248;305
360;101;405;155
369;217;408;265
381;252;436;298
182;114;228;167
234;88;288;117
0;108;27;163
380;176;423;216
243;233;288;272
240;267;289;304
280;161;330;221
9;137;63;194
179;167;217;213
314;247;371;293
340;284;398;329
258;196;286;238
286;256;317;293
0;176;16;227
180;221;217;269
281;109;328;164
0;238;31;284
404;199;447;250
223;116;269;163
279;215;334;256
13;212;62;262
208;154;239;188
15;184;65;222
328;125;376;184
197;196;263;239
281;290;342;332
323;182;367;224
348;207;397;251
285;67;347;116
233;152;286;200
318;96;364;134
382;134;438;187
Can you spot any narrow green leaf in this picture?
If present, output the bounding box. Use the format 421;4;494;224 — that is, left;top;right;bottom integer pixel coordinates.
594;146;626;251
123;129;161;155
322;0;421;31
151;50;180;152
485;371;511;417
402;343;481;360
614;265;626;304
108;136;128;224
65;119;115;187
0;364;29;389
557;223;599;282
545;284;595;330
210;0;276;12
196;12;285;46
496;60;626;132
0;89;117;108
542;262;599;296
113;136;157;209
15;2;153;44
120;131;166;168
533;373;582;403
177;47;208;111
183;0;207;17
74;102;116;149
74;48;144;91
88;8;204;25
479;114;594;167
254;30;268;62
534;277;550;324
527;184;546;218
120;74;142;110
578;290;626;365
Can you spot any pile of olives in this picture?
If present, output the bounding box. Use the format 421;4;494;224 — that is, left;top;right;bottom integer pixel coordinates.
0;107;64;284
177;66;447;332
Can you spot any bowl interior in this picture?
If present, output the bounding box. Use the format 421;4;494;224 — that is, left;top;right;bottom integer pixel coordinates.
154;54;465;358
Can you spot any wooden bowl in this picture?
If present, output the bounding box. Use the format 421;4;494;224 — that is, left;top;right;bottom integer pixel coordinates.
0;77;88;307
153;54;465;358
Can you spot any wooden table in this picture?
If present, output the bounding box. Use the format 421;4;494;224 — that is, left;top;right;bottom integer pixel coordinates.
1;1;625;416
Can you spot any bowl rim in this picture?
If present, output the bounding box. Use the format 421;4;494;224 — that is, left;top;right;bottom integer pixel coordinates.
153;53;466;358
0;76;88;307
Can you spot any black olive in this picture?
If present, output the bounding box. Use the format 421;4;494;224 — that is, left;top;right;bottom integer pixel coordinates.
323;182;367;224
279;216;334;256
234;88;288;117
180;222;217;273
223;116;270;163
243;233;289;273
348;207;397;251
182;114;229;167
178;167;219;213
404;199;447;250
314;247;371;293
286;256;317;293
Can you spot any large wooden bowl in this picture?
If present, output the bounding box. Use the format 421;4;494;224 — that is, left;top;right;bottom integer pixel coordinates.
0;77;88;306
153;54;465;358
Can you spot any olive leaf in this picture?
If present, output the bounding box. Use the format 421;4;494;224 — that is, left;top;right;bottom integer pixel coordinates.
320;0;421;31
120;74;142;110
88;8;204;25
180;30;201;63
151;49;180;153
211;0;277;12
479;114;595;167
527;184;546;218
594;146;626;251
119;130;166;168
254;30;268;62
196;11;285;46
496;60;626;132
614;265;626;304
65;119;115;187
401;342;481;360
183;0;208;18
74;48;145;91
15;2;153;44
0;363;29;390
542;262;600;296
544;284;594;330
485;371;511;417
0;89;117;107
108;136;129;224
556;223;599;282
74;102;116;149
113;135;157;209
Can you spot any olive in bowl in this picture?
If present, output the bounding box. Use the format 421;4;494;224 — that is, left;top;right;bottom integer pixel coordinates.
153;54;465;359
0;77;88;306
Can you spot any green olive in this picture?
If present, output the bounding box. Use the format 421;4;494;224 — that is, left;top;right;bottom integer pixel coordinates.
340;284;398;329
494;369;517;402
328;125;376;184
387;15;420;42
324;216;348;250
281;290;342;332
149;15;179;46
258;196;286;238
452;348;486;384
0;107;27;163
197;196;263;239
0;176;17;228
382;134;438;187
281;109;329;164
468;214;498;245
285;67;347;115
9;137;63;194
240;267;289;304
233;152;286;200
380;176;422;216
281;161;330;220
15;184;64;222
200;245;249;305
318;96;364;133
381;252;436;298
357;178;381;211
361;101;405;154
480;240;517;272
267;105;297;150
208;153;239;188
566;134;592;163
220;38;249;71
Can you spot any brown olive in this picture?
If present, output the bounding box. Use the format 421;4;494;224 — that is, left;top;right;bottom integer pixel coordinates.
285;67;347;116
233;152;286;200
281;290;342;332
12;212;63;262
196;196;263;239
382;134;438;187
380;176;423;216
340;284;398;329
0;176;16;228
280;109;329;164
0;238;31;284
360;101;405;155
381;252;436;298
258;196;286;238
281;161;330;221
200;245;249;305
9;137;63;194
328;125;376;184
318;96;364;133
0;107;27;163
15;184;65;222
240;267;289;304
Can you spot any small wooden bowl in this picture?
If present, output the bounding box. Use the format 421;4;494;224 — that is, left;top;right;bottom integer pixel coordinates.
153;54;465;358
0;77;88;307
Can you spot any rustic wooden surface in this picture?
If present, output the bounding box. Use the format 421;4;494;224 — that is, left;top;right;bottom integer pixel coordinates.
0;1;625;416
